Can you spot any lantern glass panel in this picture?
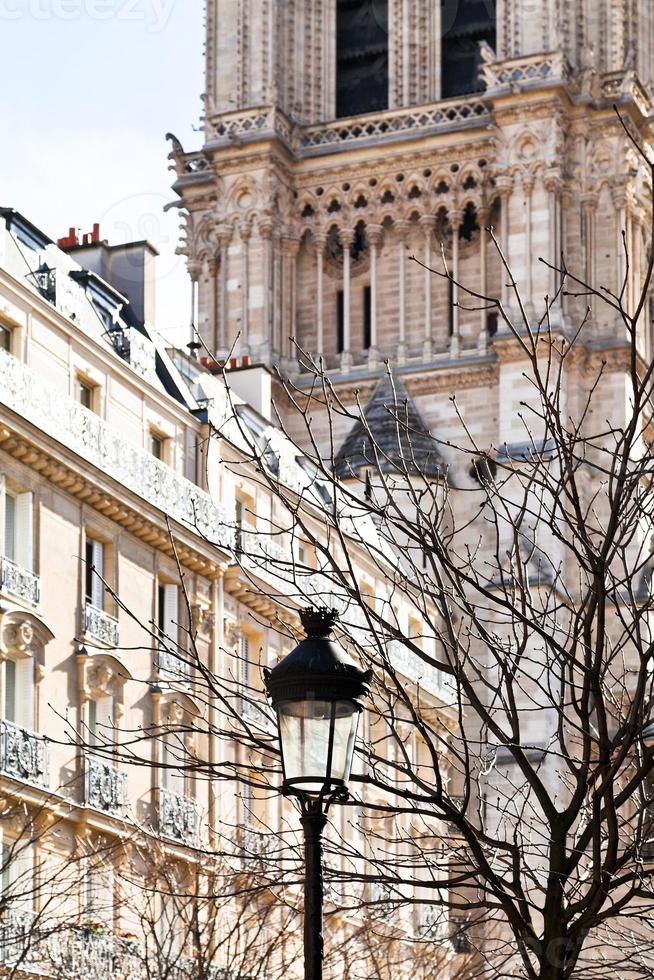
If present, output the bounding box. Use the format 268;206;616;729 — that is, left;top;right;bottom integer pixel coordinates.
277;699;360;793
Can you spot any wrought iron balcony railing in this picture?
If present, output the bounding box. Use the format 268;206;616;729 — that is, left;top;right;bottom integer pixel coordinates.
83;602;120;647
158;788;198;845
0;349;234;551
0;906;39;969
0;557;41;606
84;754;128;816
0;720;49;788
158;646;192;683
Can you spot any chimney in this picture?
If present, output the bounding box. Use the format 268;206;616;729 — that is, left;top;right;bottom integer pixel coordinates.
225;361;273;420
57;227;80;249
58;223;158;325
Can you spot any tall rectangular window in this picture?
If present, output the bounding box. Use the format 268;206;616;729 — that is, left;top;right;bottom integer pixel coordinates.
363;285;372;349
4;492;15;562
0;325;11;353
336;290;345;353
441;0;496;99
85;538;104;608
336;0;389;118
3;658;34;730
4;660;15;723
2;489;33;570
88;695;113;746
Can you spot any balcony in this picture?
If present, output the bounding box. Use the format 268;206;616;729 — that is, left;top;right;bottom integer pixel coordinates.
84;754;128;816
159;788;198;845
0;348;234;551
0;906;39;970
204;96;490;160
0;720;49;788
0;556;41;606
158;647;192;683
415;903;449;940
83;602;120;647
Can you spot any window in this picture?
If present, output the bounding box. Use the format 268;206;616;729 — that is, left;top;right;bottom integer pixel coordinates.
0;324;11;353
1;837;35;909
441;0;496;99
235;499;244;554
363;285;372;349
3;657;34;730
158;583;188;680
336;0;389;118
336;290;345;353
88;695;113;747
161;731;185;794
85;538;104;609
151;432;165;461
84;863;114;924
158;583;179;647
2;486;33;570
79;380;95;411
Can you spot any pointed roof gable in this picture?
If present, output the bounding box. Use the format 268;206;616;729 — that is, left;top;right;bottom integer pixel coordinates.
334;373;444;480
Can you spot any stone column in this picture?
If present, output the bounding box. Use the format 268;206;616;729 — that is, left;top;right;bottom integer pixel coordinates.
240;222;251;354
187;259;202;347
522;173;535;315
633;208;646;353
367;224;383;368
340;228;354;372
612;185;628;308
314;232;327;358
449;209;464;358
476;204;490;354
496;175;513;310
544;169;563;312
207;256;220;357
581;193;598;323
396;219;410;363
281;236;300;367
258;218;274;362
419;215;436;359
216;226;232;355
272;234;282;360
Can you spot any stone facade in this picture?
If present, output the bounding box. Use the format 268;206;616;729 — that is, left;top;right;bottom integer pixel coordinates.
170;0;654;465
0;206;455;976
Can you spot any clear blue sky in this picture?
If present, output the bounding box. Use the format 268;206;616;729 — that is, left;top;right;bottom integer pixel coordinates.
1;0;205;343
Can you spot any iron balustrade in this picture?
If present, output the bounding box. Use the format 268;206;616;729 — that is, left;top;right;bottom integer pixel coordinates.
0;557;41;606
83;602;120;648
0;720;49;788
158;788;198;845
84;754;128;815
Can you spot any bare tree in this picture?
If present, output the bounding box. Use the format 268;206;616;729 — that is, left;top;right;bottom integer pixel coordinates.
62;113;654;980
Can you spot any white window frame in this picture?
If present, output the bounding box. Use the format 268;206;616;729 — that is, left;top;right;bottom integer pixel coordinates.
0;477;33;570
85;537;105;610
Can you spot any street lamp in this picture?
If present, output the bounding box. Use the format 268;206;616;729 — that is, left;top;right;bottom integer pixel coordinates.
265;607;371;980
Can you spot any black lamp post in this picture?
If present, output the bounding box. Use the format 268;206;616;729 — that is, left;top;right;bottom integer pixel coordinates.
264;608;371;980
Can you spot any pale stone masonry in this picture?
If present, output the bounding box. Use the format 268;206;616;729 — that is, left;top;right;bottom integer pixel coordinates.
170;0;654;463
0;206;455;976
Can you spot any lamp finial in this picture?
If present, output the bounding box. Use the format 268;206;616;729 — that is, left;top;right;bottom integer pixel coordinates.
300;607;339;639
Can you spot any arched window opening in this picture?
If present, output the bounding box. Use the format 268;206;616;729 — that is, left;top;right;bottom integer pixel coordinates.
441;0;496;99
336;0;389;118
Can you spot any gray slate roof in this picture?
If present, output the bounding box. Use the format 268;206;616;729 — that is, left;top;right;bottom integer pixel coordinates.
334;373;444;480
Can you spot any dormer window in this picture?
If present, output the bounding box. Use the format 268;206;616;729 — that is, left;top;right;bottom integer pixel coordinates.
336;0;389;118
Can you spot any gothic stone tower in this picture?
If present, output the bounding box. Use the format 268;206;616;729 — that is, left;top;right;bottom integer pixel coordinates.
169;0;654;455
